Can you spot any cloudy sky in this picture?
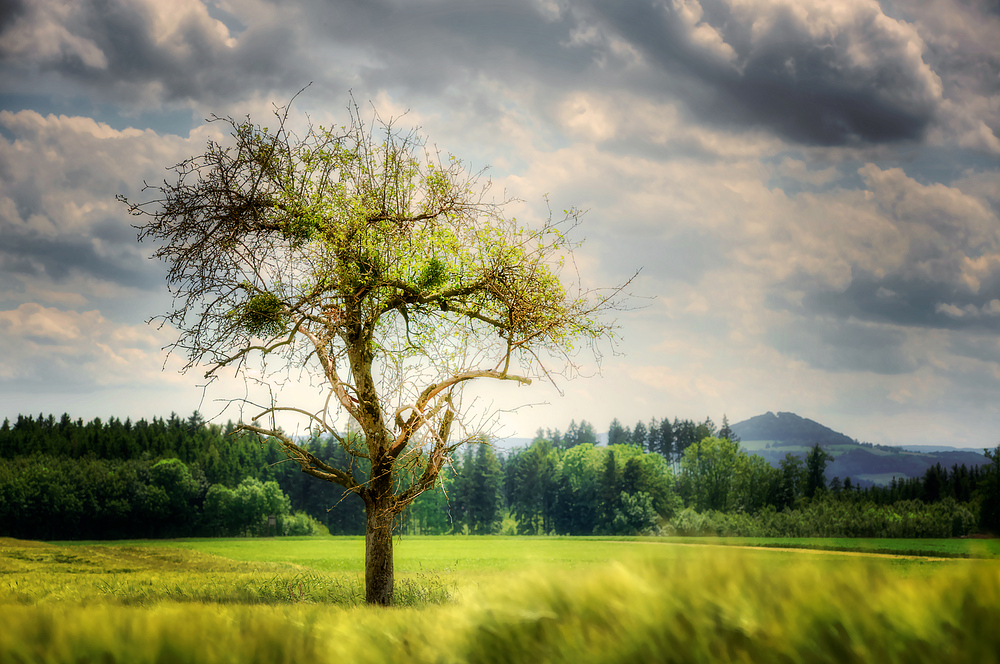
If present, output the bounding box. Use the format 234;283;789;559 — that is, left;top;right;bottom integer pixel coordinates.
2;0;999;447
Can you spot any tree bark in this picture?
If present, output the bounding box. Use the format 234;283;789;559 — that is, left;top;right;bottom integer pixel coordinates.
365;475;395;606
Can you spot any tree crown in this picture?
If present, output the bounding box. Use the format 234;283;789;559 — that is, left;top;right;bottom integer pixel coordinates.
122;96;628;512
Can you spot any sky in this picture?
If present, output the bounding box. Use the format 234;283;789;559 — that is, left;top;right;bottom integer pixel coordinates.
1;0;999;448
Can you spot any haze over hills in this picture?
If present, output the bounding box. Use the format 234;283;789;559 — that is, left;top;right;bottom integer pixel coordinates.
731;411;991;486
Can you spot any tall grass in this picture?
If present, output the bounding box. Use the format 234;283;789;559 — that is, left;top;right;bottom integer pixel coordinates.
3;538;998;663
0;538;452;608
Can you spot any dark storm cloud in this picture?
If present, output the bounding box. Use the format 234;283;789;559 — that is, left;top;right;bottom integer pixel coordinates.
582;0;940;145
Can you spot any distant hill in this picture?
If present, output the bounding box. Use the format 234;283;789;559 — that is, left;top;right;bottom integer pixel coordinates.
731;411;856;447
731;411;990;486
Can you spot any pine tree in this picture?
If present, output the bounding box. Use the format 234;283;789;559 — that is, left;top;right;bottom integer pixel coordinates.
607;419;627;447
718;414;739;442
632;421;648;452
804;444;832;499
656;418;674;464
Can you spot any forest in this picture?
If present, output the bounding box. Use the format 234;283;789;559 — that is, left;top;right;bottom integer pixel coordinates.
1;412;997;540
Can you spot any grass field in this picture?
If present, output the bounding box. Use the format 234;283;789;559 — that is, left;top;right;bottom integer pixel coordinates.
3;535;999;663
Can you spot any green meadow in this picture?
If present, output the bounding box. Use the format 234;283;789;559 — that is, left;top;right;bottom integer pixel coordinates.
3;536;999;663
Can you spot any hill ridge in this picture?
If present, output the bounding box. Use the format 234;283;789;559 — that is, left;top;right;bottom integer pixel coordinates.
730;411;989;486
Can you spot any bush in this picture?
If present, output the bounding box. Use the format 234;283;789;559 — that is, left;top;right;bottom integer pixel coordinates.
664;496;981;538
280;511;323;536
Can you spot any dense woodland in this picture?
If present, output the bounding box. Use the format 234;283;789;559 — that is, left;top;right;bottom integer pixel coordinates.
1;412;997;540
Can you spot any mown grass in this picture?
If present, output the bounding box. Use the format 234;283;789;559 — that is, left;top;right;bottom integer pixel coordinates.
3;536;999;663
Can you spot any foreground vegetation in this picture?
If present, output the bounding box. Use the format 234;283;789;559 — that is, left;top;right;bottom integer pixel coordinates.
2;536;999;663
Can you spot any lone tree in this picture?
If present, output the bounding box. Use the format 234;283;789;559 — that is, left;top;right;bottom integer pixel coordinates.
121;97;626;605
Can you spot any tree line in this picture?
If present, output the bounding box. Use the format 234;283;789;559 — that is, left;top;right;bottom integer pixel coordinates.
1;412;998;540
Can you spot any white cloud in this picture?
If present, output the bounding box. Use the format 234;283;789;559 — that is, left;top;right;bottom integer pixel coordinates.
672;0;738;65
859;163;1000;289
0;303;172;385
936;302;977;318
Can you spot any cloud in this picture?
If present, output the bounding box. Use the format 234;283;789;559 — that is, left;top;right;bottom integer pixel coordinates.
901;0;1000;153
578;0;944;145
719;159;1000;339
3;0;996;156
2;0;1000;445
0;109;221;306
776;157;840;186
768;315;918;375
0;302;172;387
0;0;109;69
0;0;309;107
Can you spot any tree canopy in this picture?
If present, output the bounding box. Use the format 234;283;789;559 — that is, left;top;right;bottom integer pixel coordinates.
121;96;626;604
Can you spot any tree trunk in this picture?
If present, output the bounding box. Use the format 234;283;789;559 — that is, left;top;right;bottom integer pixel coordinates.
365;493;395;606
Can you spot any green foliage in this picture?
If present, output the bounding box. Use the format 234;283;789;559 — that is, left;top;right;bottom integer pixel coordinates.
282;209;324;244
400;469;454;535
0;454;310;540
804;443;833;499
416;256;450;291
666;496;979;538
610;491;659;534
450;444;503;535
232;290;288;337
4;411;997;541
979;445;1000;533
505;441;679;536
679;436;743;512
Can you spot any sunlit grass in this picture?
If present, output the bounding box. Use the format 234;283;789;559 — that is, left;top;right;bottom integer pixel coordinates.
0;538;451;607
3;536;999;662
653;535;1000;559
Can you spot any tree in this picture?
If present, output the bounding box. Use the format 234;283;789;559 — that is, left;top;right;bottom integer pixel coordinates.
597;449;622;532
803;444;832;499
732;453;778;515
776;453;805;510
452;442;502;534
654;418;674;465
980;444;1000;533
607;419;628;447
122;96;625;604
718;415;739;443
679;436;741;512
574;421;599;447
552;443;602;535
507;439;560;534
150;458;199;536
631;421;649;452
673;419;699;465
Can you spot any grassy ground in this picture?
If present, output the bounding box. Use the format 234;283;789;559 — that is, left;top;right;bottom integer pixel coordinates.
651;535;1000;559
3;536;999;662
